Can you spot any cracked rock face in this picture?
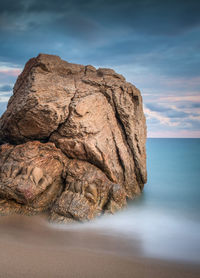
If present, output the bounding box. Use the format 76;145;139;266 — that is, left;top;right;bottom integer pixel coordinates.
0;54;147;222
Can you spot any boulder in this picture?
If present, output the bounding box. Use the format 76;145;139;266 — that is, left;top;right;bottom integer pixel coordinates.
0;54;147;222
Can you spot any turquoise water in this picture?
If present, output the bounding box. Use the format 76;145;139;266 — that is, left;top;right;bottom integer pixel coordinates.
61;139;200;263
144;138;200;219
127;138;200;262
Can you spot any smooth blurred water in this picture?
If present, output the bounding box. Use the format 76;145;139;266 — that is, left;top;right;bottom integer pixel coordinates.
127;138;200;262
56;139;200;263
144;138;200;217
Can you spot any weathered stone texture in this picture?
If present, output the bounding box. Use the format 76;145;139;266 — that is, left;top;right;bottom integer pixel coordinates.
0;54;147;222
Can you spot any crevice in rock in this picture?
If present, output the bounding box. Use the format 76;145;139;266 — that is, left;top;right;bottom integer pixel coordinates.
111;89;144;188
81;79;143;189
82;143;115;183
94;144;115;183
111;131;126;182
102;190;112;213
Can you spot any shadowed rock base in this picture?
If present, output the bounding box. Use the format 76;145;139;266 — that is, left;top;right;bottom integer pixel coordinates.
0;54;147;222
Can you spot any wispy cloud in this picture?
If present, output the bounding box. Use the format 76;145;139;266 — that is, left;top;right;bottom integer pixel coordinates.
159;95;200;103
144;105;179;127
148;130;200;138
0;61;22;79
0;96;10;102
0;68;22;77
0;84;13;92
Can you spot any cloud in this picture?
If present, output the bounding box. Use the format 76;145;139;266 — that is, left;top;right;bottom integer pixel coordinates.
0;0;200;68
159;95;200;103
24;0;200;36
0;102;7;115
0;84;12;92
146;103;200;119
0;68;22;77
144;99;200;138
0;62;22;78
144;105;179;127
148;130;200;138
146;103;171;113
179;103;200;109
0;96;10;102
0;0;199;137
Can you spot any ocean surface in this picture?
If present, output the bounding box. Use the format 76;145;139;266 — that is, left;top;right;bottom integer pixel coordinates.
54;138;200;263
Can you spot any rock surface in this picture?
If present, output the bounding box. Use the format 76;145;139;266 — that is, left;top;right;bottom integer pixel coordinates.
0;54;147;222
0;141;67;215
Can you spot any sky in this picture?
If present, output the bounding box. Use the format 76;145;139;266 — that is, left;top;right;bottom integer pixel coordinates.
0;0;200;137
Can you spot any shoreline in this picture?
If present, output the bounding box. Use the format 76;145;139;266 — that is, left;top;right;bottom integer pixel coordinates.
1;239;200;278
0;215;200;278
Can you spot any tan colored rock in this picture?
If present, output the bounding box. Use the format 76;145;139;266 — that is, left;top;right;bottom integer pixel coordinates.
0;54;147;222
0;141;67;212
51;159;126;222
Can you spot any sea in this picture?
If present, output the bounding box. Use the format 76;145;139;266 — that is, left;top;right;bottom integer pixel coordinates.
54;138;200;264
0;138;200;266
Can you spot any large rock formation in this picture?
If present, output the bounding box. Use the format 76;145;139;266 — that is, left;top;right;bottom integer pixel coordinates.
0;54;147;222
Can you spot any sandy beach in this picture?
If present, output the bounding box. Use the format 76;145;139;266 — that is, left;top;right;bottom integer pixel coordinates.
0;215;199;278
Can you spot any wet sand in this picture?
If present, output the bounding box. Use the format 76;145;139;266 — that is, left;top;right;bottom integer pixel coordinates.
0;216;199;278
